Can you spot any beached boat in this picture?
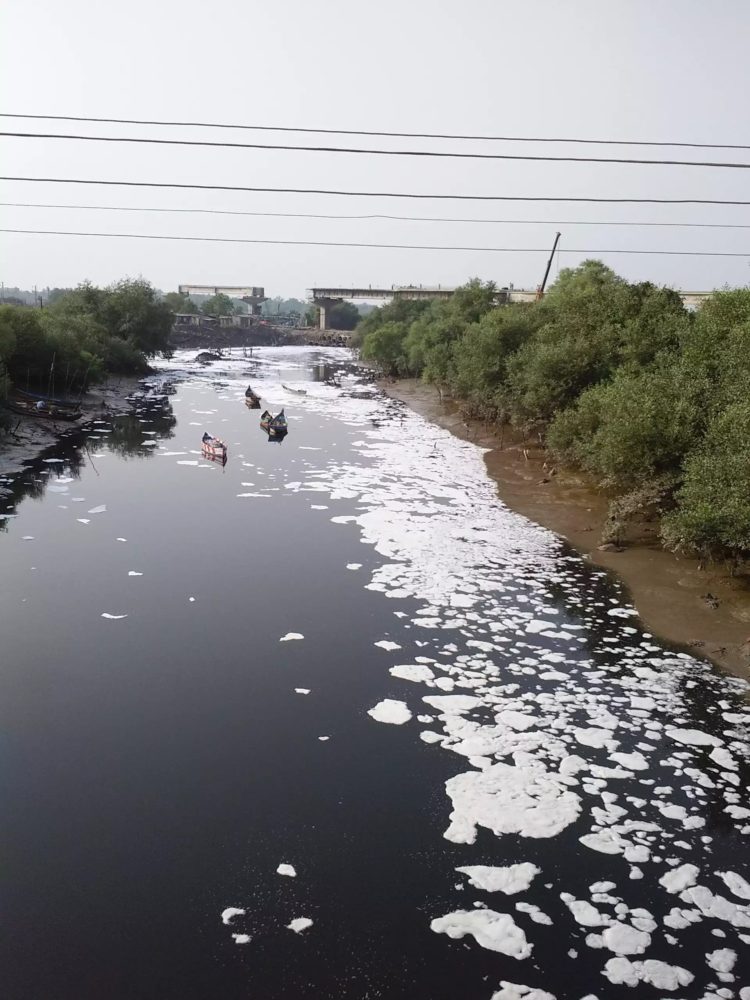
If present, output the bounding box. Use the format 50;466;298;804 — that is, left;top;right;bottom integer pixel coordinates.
282;383;307;396
201;433;228;462
4;388;82;421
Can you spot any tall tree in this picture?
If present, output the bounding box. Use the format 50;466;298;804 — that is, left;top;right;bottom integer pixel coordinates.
201;293;236;316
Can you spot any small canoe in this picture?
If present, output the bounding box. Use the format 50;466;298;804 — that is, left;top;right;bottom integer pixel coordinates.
201;434;227;462
245;386;261;408
282;384;307;395
260;409;288;437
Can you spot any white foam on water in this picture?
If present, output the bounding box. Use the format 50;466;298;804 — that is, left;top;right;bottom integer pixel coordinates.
232;933;251;944
601;922;651;955
659;864;699;894
101;613;127;620
221;907;245;925
368;699;412;725
390;664;435;684
286;917;313;934
294;688;311;695
444;762;581;844
706;947;736;974
514;902;553;926
430;909;531;958
456;863;540;895
374;640;401;651
666;728;723;747
603;956;694;989
490;983;556;1000
128;571;143;577
719;871;750;901
276;864;297;877
177;349;750;989
279;633;304;642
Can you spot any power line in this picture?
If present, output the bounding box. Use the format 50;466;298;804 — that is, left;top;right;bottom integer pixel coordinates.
2;130;750;170
3;228;749;257
4;201;750;230
1;112;748;151
4;176;750;205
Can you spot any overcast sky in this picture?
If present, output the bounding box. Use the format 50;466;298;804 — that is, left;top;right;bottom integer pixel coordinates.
2;0;749;299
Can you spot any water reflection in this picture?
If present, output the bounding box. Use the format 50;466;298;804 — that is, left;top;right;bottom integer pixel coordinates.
0;387;175;530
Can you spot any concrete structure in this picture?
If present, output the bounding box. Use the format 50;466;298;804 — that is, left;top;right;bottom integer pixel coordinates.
309;285;517;329
309;285;716;328
178;285;268;315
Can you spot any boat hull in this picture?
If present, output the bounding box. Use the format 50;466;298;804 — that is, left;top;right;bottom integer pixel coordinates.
3;399;82;421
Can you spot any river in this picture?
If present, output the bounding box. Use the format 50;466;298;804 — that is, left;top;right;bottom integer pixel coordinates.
1;347;748;1000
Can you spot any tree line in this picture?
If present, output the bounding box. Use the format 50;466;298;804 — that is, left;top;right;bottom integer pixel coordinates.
0;279;173;404
355;261;750;567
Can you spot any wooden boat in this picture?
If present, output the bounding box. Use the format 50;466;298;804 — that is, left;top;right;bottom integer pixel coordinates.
260;409;288;437
201;433;227;462
4;388;82;421
244;386;261;409
282;383;307;395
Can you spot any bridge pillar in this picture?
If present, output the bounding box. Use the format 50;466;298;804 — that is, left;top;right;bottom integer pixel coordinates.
316;298;340;330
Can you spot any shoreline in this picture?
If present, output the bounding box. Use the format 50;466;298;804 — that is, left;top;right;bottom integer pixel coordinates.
0;375;145;478
381;378;750;680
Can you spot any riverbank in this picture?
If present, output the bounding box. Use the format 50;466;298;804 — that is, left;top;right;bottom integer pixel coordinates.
382;378;750;679
0;376;144;478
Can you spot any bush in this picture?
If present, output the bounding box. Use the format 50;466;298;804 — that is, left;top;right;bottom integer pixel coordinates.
450;305;539;420
360;321;411;376
547;361;699;490
662;400;750;563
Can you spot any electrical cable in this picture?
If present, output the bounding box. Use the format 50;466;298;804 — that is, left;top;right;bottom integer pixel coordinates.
1;112;748;151
3;227;749;257
3;201;750;229
2;130;750;169
3;176;750;205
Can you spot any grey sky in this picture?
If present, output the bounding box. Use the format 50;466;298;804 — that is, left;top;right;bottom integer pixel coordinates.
2;0;749;299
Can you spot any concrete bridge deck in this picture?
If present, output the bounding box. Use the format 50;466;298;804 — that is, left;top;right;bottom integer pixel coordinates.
309;285;714;328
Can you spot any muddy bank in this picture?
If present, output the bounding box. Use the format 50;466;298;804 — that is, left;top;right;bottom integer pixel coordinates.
382;378;750;679
0;376;145;478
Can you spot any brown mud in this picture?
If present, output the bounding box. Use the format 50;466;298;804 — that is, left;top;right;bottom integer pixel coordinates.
382;379;750;680
0;377;143;478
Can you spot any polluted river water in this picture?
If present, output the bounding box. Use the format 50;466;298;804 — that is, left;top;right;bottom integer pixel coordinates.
1;346;748;1000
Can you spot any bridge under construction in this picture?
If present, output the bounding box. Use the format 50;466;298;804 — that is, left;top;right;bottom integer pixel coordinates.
308;285;713;329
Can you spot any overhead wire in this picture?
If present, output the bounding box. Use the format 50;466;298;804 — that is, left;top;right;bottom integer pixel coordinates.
2;130;750;169
3;176;750;205
3;228;749;257
1;113;748;150
3;201;750;229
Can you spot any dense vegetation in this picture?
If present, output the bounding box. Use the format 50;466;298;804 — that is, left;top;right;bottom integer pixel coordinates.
357;262;750;567
0;278;173;404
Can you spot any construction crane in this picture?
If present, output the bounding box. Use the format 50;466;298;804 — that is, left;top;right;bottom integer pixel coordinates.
535;233;561;300
178;285;267;315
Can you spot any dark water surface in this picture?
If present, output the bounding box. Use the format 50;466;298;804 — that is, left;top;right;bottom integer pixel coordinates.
1;348;748;1000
